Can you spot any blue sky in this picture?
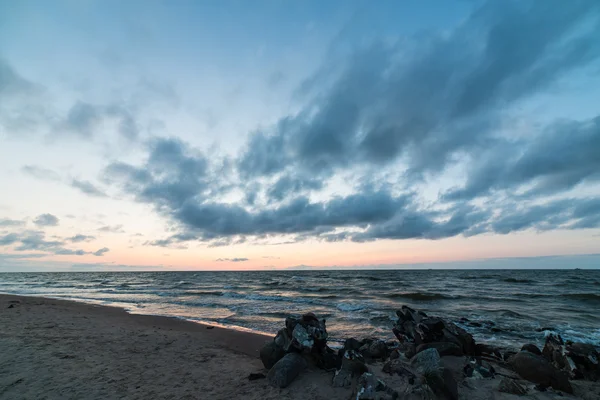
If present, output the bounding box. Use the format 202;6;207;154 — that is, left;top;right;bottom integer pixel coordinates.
1;0;599;271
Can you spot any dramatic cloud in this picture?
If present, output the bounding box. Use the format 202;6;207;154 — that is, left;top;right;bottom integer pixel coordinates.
67;234;96;243
0;218;25;227
21;165;61;182
215;257;249;262
33;213;59;227
444;116;600;200
238;0;600;181
71;179;107;198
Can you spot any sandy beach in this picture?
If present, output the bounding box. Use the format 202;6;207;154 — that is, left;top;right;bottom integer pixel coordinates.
2;294;599;400
0;294;354;400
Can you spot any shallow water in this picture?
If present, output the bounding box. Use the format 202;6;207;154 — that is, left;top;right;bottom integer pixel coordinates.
1;270;599;348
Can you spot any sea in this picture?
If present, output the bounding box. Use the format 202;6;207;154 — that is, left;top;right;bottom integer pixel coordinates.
1;269;599;349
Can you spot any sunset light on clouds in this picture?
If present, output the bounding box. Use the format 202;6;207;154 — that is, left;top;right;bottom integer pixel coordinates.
1;0;600;271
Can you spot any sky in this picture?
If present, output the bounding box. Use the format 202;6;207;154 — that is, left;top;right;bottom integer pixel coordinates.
1;0;600;271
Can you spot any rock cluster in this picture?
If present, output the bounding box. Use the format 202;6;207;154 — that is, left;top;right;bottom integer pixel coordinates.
257;306;599;398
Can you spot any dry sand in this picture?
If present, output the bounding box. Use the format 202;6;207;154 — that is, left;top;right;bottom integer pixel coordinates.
1;294;599;400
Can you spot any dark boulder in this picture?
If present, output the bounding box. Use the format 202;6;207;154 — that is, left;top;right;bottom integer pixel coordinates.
344;338;363;351
382;359;416;384
410;348;441;375
509;351;573;393
416;342;463;357
498;377;527;395
260;341;286;369
425;367;458;400
521;343;542;356
362;339;389;360
566;342;599;380
267;353;307;388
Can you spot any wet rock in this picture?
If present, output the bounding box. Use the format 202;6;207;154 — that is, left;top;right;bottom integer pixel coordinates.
416;342;463;357
498;377;527;395
410;348;441;375
566;341;599;380
389;349;400;360
267;353;307;388
260;341;286;369
521;343;542;356
509;351;573;393
393;306;476;355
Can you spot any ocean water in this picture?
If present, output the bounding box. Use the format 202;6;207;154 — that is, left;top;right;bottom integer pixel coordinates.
1;270;599;349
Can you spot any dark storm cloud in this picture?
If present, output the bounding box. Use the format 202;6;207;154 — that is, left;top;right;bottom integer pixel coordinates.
266;174;324;202
71;179;108;198
215;258;249;262
237;0;600;180
33;213;59;227
444;116;600;201
21;165;61;181
67;234;96;243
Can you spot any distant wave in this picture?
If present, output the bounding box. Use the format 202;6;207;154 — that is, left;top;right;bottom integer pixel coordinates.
384;292;457;301
560;293;600;301
180;290;224;296
502;278;534;284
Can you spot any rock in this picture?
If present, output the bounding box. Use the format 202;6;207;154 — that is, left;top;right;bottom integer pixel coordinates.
498;377;527;395
356;372;378;399
410;348;441;375
332;368;354;387
389;349;400;360
248;372;266;381
521;343;542;356
267;353;307;388
509;351;573;393
365;340;389;359
476;343;502;359
345;338;363;351
504;350;517;362
7;304;15;309
536;327;555;332
292;324;313;349
313;346;339;370
464;360;495;378
356;373;395;400
260;341;286;369
382;359;416;384
341;350;368;375
566;342;600;371
425;367;458;400
416;342;463;357
274;328;292;351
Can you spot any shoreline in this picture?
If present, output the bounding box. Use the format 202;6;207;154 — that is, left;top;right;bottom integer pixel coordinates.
2;294;599;399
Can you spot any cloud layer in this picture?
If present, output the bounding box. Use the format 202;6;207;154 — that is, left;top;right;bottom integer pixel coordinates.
101;0;600;247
